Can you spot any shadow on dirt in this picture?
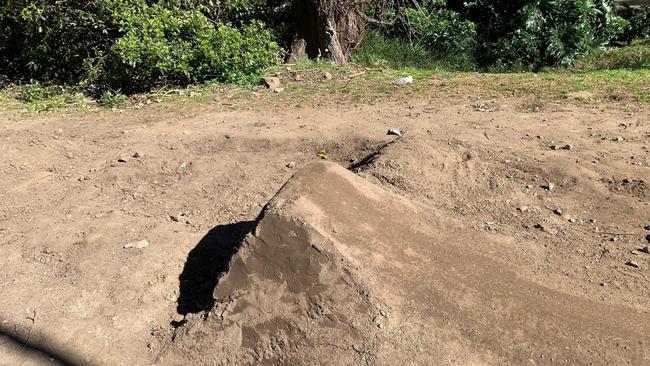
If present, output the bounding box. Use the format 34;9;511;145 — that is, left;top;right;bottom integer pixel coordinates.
0;322;92;366
176;221;254;316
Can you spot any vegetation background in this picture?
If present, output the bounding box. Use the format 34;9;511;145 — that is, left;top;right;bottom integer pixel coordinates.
0;0;648;107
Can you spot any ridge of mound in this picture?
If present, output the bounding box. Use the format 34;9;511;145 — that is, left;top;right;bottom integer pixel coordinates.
163;161;649;366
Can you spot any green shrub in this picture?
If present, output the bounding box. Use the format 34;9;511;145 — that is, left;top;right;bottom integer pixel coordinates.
369;1;476;66
370;0;627;70
0;0;280;93
617;5;650;42
466;0;627;69
398;5;476;58
575;38;650;70
102;3;280;91
0;1;114;83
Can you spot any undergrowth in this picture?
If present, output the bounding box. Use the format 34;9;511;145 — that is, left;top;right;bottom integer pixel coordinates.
0;40;648;114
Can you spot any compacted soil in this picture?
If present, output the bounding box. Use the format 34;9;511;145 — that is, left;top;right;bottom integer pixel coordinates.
1;82;648;365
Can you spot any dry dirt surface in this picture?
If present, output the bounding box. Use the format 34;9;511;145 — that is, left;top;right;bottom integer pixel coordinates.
0;88;649;365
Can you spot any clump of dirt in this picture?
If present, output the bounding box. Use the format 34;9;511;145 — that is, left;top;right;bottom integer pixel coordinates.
602;177;648;198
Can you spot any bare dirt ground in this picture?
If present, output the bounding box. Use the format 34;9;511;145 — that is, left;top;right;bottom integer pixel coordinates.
1;80;649;365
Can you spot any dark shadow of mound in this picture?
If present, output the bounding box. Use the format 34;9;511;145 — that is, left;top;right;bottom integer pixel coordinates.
176;221;254;316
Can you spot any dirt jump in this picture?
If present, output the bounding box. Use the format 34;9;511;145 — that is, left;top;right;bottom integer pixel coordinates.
162;161;648;365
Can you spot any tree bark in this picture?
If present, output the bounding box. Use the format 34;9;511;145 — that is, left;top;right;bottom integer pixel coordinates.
293;0;366;64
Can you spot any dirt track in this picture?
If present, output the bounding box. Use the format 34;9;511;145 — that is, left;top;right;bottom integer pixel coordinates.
1;88;649;365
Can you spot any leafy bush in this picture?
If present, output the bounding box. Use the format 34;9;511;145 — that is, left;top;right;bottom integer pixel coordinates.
0;1;113;83
399;6;476;58
0;0;280;93
616;5;650;42
466;0;627;69
103;4;280;90
367;0;627;70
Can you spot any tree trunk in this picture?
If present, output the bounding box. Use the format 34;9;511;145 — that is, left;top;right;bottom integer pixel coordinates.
293;0;365;64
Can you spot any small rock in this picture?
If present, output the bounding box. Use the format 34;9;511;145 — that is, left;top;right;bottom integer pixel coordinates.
169;214;179;222
549;144;559;150
224;134;231;139
518;206;529;212
625;261;640;268
553;208;563;216
273;87;285;93
562;144;573;151
286;161;296;169
133;152;141;159
643;225;650;231
124;239;149;249
387;128;402;137
614;136;624;142
393;75;414;86
640;246;650;254
263;76;282;90
324;72;333;80
117;158;127;163
543;182;555;191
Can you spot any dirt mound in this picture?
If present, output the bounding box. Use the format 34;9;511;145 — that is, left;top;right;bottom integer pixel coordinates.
162;162;386;365
162;161;648;365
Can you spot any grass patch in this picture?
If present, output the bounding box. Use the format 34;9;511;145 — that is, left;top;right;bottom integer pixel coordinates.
479;68;649;102
351;33;475;72
266;59;350;74
0;82;92;113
